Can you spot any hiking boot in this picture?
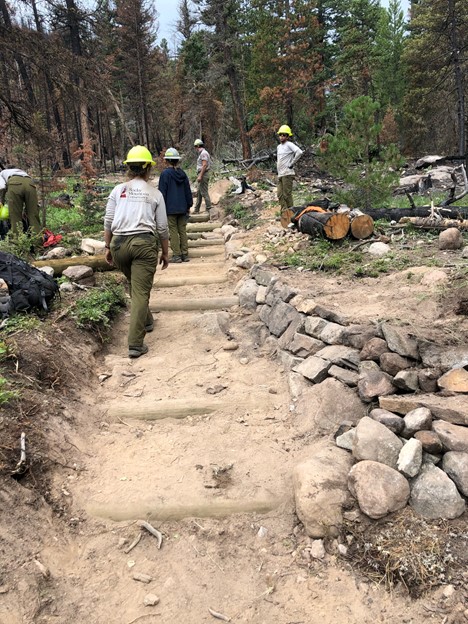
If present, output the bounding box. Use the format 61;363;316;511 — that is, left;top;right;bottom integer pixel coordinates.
145;322;154;333
128;344;149;359
193;209;200;214
170;255;183;263
181;255;190;262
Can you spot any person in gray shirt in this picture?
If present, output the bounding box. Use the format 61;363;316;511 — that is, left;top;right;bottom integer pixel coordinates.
276;125;303;227
193;139;212;214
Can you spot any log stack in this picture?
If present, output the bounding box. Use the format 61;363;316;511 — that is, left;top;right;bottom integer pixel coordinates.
294;205;375;241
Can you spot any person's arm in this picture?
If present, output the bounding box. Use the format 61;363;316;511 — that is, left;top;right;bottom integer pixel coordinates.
197;159;208;183
103;188;117;266
158;171;168;203
155;194;169;270
184;175;193;210
291;144;303;167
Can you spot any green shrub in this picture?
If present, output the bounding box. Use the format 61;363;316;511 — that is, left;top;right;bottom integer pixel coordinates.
0;376;19;406
0;230;42;260
72;278;126;335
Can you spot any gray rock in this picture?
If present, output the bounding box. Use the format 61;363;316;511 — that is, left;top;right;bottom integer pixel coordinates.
295;378;366;436
381;323;419;360
38;266;54;277
379;394;468;426
415;155;445;168
277;314;305;351
418;341;468;371
265;279;298;305
303;316;328;339
267;300;299;337
402;407;432;438
328;365;359;387
368;242;390;257
62;265;94;281
432;420;468;452
358;370;396;403
290;295;317;315
293;442;354;537
418;368;441;393
315;345;360;370
398;438;423;478
277;349;303;371
379;352;412;376
133;572;153;584
369;408;404;434
360;337;389;362
293;356;331;384
238;279;259;309
59;282;74;293
288;333;324;357
45;246;68;259
414;430;443;455
288;371;312;400
313;304;349;326
410;464;465;519
310;539;326;559
393;370;419;393
236;252;256;269
359;360;381;373
319;322;346;345
250;265;276;287
353;416;403;469
341;324;381;349
255;285;267;304
439;228;463;250
336;429;356;451
442;452;468;496
348;460;410;519
143;593;160;606
462;245;468;259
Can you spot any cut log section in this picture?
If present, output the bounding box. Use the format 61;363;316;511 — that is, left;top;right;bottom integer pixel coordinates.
349;210;374;239
298;211;350;240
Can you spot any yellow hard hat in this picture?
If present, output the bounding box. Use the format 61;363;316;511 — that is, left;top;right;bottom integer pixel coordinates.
124;145;156;167
0;203;9;220
277;125;293;136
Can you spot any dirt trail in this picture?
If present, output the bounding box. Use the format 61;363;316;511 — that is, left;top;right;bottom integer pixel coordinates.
4;214;450;624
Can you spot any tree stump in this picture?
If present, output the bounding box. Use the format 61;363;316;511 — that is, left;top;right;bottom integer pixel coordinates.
350;210;374;239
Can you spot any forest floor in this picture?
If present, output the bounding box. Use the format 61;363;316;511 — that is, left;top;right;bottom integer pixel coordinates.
1;181;468;624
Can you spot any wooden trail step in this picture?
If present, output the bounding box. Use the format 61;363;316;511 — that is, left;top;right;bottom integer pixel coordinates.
187;222;222;232
188;239;224;248
183;248;225;258
153;275;228;288
88;497;283;522
108;398;223;421
188;213;210;223
150;296;238;312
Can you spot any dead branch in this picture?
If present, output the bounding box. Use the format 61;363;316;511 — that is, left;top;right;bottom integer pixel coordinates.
137;520;163;549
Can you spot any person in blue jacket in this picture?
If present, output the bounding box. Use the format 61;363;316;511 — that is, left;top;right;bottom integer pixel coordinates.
158;148;193;263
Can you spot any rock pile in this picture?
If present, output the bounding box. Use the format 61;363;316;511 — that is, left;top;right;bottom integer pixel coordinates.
237;264;468;533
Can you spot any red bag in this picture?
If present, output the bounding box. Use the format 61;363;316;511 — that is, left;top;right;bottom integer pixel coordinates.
43;229;63;248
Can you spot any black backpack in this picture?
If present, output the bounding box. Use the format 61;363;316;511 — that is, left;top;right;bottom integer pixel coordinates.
0;251;59;314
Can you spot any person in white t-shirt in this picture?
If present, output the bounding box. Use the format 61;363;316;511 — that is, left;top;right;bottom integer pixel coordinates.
276;125;303;226
104;145;169;359
193;139;212;214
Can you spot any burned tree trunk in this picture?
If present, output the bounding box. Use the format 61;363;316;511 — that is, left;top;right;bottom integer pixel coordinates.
399;217;468;230
298;212;350;240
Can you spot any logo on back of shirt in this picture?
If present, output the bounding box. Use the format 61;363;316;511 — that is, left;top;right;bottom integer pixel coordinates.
120;186;127;198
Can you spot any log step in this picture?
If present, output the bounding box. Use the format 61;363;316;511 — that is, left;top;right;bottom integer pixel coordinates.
188;213;210;223
108;398;223;421
188;239;224;248
187;222;222;232
150;296;238;312
153;275;228;288
88;497;283;522
182;248;225;258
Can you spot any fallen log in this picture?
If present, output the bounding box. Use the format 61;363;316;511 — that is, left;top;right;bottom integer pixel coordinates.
364;206;468;221
34;255;113;276
399;216;468;230
298;211;350;240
